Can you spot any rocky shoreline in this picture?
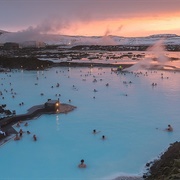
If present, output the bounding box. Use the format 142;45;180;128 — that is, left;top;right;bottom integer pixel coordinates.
113;141;180;180
144;141;180;179
0;56;133;70
0;57;53;70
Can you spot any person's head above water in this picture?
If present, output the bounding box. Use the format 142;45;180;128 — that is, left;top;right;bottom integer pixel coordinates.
93;129;101;134
102;135;105;139
78;159;86;168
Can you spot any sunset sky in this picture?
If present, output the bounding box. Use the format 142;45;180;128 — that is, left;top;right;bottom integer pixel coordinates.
1;0;180;37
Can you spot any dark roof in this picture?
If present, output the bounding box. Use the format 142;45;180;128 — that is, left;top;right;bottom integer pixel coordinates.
45;100;59;105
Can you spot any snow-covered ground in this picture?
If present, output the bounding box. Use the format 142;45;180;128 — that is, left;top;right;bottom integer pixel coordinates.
0;31;180;46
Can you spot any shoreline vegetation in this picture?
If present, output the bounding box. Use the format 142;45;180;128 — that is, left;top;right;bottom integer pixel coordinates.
0;56;180;179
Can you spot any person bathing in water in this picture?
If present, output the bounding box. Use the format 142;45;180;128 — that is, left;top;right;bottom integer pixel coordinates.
14;134;20;140
166;124;173;132
156;124;173;132
92;129;101;134
102;135;106;140
78;159;86;168
33;134;37;141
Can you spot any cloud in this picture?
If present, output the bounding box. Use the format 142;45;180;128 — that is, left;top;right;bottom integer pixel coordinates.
1;0;180;36
2;0;180;25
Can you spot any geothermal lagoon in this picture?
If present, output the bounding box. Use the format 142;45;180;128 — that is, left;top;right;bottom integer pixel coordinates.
0;51;180;179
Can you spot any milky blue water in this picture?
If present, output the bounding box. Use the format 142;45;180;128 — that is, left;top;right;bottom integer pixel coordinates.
0;67;180;180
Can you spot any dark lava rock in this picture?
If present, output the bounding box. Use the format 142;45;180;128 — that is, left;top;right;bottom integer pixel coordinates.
145;141;180;180
0;57;53;70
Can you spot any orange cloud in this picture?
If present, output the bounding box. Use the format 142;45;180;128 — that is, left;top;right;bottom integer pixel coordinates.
60;11;180;37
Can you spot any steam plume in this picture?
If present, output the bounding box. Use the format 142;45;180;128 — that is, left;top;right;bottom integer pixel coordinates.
124;39;170;71
98;27;118;45
0;19;68;43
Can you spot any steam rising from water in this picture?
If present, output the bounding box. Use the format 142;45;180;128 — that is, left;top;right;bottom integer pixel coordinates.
98;28;117;45
124;39;170;71
1;24;119;46
98;26;123;45
147;39;169;64
0;19;68;43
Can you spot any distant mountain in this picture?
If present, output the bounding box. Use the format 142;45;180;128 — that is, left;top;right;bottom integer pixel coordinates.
147;34;179;38
0;29;9;35
56;34;180;46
